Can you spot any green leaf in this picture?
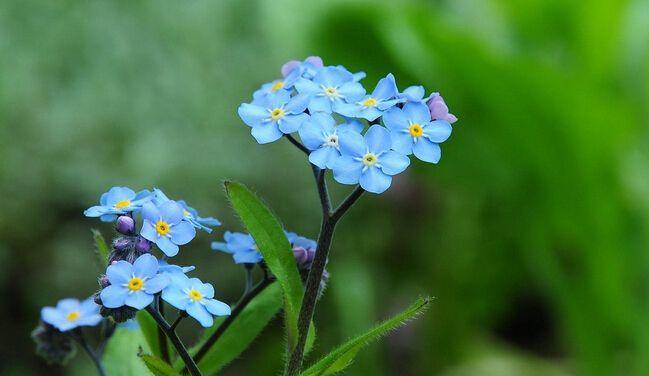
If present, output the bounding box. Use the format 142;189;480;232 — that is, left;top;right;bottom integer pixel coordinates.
136;310;162;358
173;282;283;374
301;297;431;376
224;181;304;348
103;326;153;376
139;354;179;376
92;228;110;266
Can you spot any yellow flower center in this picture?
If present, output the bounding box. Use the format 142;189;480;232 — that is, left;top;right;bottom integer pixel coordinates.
409;123;423;137
188;289;203;302
270;108;285;121
362;153;378;167
66;311;80;322
362;98;377;107
183;209;191;218
270;80;284;92
156;220;170;236
324;87;338;97
114;200;131;209
127;277;144;291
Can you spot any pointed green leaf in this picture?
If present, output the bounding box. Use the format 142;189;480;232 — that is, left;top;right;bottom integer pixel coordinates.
139;354;179;376
224;181;304;348
92;229;110;266
136;310;162;358
301;297;431;376
103;326;152;376
170;283;282;373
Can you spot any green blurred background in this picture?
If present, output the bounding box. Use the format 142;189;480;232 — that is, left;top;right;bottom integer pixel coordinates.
1;0;648;375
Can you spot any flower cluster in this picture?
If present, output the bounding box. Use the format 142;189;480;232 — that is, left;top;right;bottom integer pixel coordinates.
238;56;457;193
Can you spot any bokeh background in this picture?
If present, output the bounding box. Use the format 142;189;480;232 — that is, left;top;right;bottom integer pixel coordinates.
2;0;649;375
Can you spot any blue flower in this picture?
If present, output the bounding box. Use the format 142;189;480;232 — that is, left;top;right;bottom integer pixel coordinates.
140;200;196;257
297;113;364;169
211;231;262;264
281;56;324;79
331;125;410;194
383;102;452;163
158;259;195;277
294;66;365;114
252;68;303;103
99;254;170;310
41;297;102;332
398;85;432;103
238;89;310;144
84;187;152;222
152;188;220;233
335;74;402;121
161;274;230;327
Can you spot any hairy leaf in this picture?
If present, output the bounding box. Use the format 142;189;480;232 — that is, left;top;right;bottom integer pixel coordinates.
92;229;109;266
140;354;179;376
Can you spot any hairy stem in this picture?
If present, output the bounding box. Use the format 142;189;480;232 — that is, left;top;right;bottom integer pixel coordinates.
146;306;202;376
74;329;106;376
157;297;171;363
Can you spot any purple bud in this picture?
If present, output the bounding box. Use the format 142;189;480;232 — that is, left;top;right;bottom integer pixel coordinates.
112;237;130;251
135;237;151;253
115;216;135;235
98;275;110;288
281;60;300;77
293;247;309;266
427;94;457;124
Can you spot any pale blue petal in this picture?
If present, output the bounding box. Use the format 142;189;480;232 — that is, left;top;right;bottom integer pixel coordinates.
162;286;189;310
238;103;268;127
100;214;118;222
401;86;425;101
140;220;157;242
196;282;214;299
358;106;383;121
106;261;132;285
56;298;80;311
141;202;160;223
413;138;442;163
187;303;213;327
359;167;392;194
105;187;136;206
211;241;231;253
266;89;291;108
278;113;308;134
379;151;410;175
377;98;401;111
383;107;409;132
298;119;326;150
170;221;196;245
80;298;100;315
133;254;158;279
251;123;283;144
294;78;320;95
338;130;365;157
332;101;360;118
157;236;179;257
424;120;452;143
309;147;339;169
390;131;414;155
100;285;128;308
41;307;64;327
338;82;365;102
332;156;363;185
372;74;398;100
125;291;154;310
75;313;103;327
338;119;364;133
364;125;392;154
315;66;353;87
204;299;231;316
285;94;310;114
307;96;333;113
403;102;431;124
159;201;184;224
144;275;170;294
84;206;109;217
233;250;263;264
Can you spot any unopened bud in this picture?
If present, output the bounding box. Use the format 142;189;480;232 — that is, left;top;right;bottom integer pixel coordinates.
115;216;135;235
135;237;151;253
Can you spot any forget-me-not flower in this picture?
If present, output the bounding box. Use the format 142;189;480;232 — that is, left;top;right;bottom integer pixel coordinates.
151;188;220;233
99;254;170;310
140;200;196;257
335;74;402;121
383;102;452;163
294;66;365;114
41;297;102;332
211;231;262;264
298;113;364;169
238;89;310;144
281;56;324;79
331;125;410;194
158;259;195;281
398;85;432;103
162;274;230;327
84;186;152;222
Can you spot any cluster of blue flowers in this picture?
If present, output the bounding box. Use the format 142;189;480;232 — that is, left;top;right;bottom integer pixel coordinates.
238;56;457;194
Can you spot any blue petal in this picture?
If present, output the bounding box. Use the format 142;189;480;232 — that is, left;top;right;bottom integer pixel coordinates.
104;187;136;206
100;285;128;308
162;285;190;311
315;66;353;87
224;232;256;252
233;250;263;264
402;102;431;124
144;274;170;294
294;78;320;95
266;89;291;109
424;120;452;143
107;261;133;285
125;291;154;310
383;107;408;132
332;101;361;118
141;202;160;223
170;221;196;245
332;156;363;185
159;201;184;225
211;241;231;253
251;123;283;144
338;130;365;157
133;254;159;279
187;303;213;327
338;119;364;133
41;307;64;327
284;93;310;114
80;297;100;316
100;214;118;222
84;205;110;217
307;96;333;113
195;281;215;299
204;299;231;316
152;188;170;205
140;220;158;243
156;236;179;257
278;113;308;134
309;147;339;169
413;138;442;163
401;86;425;101
379;151;410;175
364;125;391;154
371;74;398;100
359;167;392;194
390;131;414;155
377;98;401;111
298;117;327;150
238;103;268;127
76;313;102;327
338;81;366;102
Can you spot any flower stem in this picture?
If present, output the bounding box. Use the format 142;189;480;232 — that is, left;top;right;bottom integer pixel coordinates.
157;297;171;363
146;306;202;376
74;329;106;376
189;276;274;367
